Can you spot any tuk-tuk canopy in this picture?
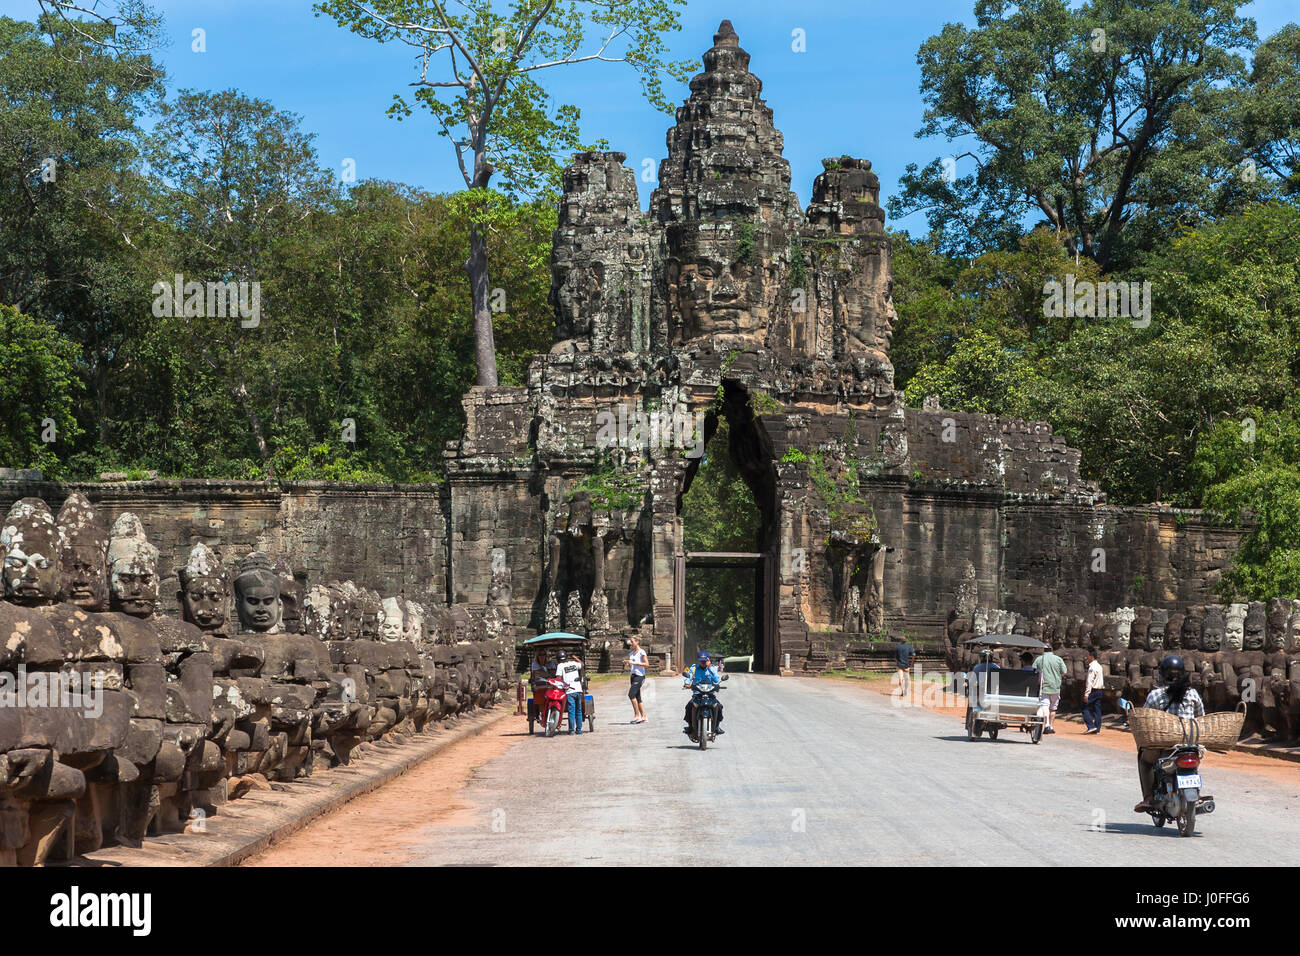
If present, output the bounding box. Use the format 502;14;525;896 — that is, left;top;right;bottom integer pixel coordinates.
962;633;1048;650
521;632;589;648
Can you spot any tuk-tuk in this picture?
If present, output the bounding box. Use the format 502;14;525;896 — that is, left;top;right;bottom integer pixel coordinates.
520;632;596;735
962;633;1048;744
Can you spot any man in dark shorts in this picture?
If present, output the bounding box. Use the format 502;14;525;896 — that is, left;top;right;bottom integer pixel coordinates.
894;635;916;700
625;634;649;723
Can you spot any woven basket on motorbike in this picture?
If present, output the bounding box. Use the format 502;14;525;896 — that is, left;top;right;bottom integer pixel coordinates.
1195;709;1246;750
1128;707;1189;749
1129;707;1246;750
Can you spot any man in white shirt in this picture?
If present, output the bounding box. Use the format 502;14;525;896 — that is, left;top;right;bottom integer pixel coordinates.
1082;647;1104;734
624;635;649;724
555;650;585;734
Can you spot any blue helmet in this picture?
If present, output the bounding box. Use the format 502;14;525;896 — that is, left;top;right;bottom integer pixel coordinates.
698;651;711;663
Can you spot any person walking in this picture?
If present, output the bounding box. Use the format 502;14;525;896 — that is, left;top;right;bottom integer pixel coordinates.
555;650;585;735
1082;647;1104;734
1034;643;1067;734
894;634;916;701
624;635;649;723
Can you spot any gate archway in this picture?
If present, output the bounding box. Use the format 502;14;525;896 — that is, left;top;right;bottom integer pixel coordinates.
675;382;779;672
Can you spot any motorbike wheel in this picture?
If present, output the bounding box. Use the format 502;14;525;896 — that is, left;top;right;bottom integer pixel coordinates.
1178;807;1196;837
698;713;708;751
545;708;560;738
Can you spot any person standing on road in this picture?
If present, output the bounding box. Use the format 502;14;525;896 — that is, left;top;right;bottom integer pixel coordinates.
1082;647;1104;734
623;635;649;724
555;650;585;734
894;634;916;700
1034;644;1067;734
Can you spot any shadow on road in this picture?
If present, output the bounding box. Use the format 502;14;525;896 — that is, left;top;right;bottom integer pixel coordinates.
1085;822;1199;838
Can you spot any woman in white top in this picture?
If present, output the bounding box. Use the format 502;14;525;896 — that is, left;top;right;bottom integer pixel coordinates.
625;635;649;723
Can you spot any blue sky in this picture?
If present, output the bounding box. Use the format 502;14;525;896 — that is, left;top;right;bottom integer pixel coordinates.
5;0;1296;235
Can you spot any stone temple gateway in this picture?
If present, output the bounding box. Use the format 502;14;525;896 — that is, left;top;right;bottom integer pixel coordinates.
442;21;1239;674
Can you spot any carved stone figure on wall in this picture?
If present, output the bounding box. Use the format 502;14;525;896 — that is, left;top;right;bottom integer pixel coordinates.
107;513;159;618
55;493;109;610
2;497;62;605
233;552;281;633
274;560;305;634
178;543;231;637
565;589;586;635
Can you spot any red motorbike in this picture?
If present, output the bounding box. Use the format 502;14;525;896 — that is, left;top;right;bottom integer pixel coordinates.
529;676;568;737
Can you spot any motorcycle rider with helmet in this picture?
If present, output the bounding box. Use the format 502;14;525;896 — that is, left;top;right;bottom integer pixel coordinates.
1133;654;1205;813
682;651;725;738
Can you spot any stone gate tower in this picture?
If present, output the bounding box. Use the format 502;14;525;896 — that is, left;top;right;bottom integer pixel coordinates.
446;21;1107;672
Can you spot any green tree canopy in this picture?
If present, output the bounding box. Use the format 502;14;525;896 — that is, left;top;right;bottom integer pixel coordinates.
0;304;82;475
889;0;1259;267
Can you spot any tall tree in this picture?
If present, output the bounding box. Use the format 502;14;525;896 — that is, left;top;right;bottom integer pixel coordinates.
1236;24;1300;195
0;10;163;449
315;0;692;385
144;90;336;476
888;0;1257;267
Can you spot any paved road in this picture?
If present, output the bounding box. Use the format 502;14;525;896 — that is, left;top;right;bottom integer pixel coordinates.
407;674;1300;865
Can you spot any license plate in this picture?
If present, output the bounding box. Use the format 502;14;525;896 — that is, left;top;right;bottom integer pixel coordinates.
1176;774;1202;789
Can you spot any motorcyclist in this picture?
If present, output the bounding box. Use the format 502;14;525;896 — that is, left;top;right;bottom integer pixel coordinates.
1133;654;1206;813
682;651;724;739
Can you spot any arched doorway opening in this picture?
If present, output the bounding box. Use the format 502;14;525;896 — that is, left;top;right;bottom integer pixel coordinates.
676;382;779;672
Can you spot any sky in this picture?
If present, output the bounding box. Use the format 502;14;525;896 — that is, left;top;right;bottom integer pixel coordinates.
5;0;1297;235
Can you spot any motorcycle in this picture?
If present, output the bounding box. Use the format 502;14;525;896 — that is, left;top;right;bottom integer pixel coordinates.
687;673;728;750
1146;743;1216;836
537;676;568;738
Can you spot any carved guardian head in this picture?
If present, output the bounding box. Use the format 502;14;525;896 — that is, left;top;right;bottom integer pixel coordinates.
107;513;159;617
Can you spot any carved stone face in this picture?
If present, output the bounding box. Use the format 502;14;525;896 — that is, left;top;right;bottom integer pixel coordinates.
359;590;381;640
56;493;109;610
1288;600;1300;654
1181;608;1204;651
668;224;769;343
1267;598;1290;653
107;513;159;617
1201;607;1225;652
1063;617;1080;648
2;498;62;605
182;573;230;631
1093;616;1113;651
379;596;404;642
275;563;304;634
178;543;230;634
237;582;279;631
1164;613;1184;650
1225;603;1246;651
1112;608;1134;650
234;552;281;632
1147;610;1168;652
403;601;425;643
304;584;345;639
1244;601;1267;651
